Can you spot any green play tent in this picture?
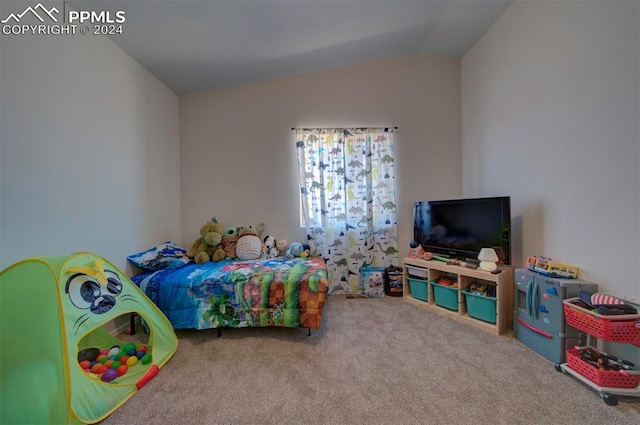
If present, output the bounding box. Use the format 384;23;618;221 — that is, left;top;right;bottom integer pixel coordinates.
0;252;178;424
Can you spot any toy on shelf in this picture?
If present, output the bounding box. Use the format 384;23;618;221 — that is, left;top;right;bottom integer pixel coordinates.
407;240;425;259
526;256;579;279
434;274;458;288
453;258;478;270
468;280;496;298
423;252;454;264
422;252;479;270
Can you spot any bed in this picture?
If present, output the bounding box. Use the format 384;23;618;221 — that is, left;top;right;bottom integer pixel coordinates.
130;256;329;333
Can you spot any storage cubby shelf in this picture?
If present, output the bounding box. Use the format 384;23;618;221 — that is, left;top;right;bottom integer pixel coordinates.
403;257;514;336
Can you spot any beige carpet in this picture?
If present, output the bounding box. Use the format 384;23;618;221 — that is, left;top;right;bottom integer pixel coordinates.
102;295;640;425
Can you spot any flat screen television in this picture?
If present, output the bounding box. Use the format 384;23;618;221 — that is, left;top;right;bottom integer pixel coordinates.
413;196;511;265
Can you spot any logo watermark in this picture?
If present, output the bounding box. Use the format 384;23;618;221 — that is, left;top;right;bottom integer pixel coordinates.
1;2;126;36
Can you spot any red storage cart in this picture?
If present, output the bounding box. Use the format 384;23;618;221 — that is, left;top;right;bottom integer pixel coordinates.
555;297;640;406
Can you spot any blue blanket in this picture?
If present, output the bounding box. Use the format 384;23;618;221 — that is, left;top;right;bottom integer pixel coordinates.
131;257;329;330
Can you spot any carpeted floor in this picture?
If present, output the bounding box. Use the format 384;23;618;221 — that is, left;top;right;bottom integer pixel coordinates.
102;295;640;425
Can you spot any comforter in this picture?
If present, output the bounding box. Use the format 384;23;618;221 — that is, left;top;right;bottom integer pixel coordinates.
131;256;329;330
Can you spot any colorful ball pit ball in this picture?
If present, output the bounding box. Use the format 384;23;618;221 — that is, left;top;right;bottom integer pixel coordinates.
81;343;153;382
116;365;128;376
122;343;136;353
101;368;118;383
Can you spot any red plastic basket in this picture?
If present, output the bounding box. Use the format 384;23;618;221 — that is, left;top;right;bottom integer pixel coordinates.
563;298;640;346
566;349;640;389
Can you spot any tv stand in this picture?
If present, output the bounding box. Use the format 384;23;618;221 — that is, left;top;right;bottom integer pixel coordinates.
403;257;514;336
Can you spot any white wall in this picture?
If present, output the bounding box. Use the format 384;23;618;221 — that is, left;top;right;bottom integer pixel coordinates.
462;1;639;300
179;54;461;257
0;24;181;272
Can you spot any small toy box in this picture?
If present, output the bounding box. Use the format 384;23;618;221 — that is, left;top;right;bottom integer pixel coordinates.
431;279;458;311
359;267;385;298
462;287;497;323
384;266;404;297
406;265;428;279
407;277;428;302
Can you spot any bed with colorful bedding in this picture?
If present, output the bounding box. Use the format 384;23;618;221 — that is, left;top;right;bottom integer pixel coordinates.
130;256;329;332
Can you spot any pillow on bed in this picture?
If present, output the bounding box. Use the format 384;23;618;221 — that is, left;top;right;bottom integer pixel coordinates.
127;241;191;271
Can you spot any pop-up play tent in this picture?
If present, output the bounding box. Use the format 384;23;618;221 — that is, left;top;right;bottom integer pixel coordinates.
0;252;178;424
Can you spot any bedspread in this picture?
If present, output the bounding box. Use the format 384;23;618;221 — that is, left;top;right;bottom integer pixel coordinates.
131;256;329;330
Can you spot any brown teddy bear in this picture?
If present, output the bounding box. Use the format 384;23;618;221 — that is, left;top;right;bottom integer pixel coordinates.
187;217;226;264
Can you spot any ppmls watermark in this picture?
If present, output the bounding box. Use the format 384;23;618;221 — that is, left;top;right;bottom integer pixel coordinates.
1;2;125;36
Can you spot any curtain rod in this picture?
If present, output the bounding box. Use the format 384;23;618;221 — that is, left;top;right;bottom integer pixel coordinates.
291;126;397;131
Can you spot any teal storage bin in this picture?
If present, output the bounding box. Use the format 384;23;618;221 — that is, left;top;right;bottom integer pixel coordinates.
462;288;497;323
431;281;458;311
407;277;428;302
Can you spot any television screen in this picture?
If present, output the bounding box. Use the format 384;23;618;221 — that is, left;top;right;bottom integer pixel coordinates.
413;196;511;264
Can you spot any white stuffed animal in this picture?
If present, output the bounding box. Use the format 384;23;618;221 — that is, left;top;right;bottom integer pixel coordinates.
262;235;280;259
236;224;263;260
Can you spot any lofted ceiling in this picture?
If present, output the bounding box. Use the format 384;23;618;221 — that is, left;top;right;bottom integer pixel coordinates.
70;0;513;94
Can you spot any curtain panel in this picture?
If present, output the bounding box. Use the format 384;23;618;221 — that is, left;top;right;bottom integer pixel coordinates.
296;128;399;294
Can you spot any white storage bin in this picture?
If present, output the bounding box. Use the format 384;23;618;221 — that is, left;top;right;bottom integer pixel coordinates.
406;265;428;279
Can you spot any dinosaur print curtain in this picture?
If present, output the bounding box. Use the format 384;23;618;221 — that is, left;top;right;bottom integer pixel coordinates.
296;128;398;294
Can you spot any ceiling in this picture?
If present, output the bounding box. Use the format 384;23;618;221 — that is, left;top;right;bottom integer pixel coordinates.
71;1;512;94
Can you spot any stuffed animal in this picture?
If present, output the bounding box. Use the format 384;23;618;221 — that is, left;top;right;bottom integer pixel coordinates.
262;235;280;259
277;239;288;257
186;217;226;264
236;223;264;260
285;242;310;258
220;226;239;260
